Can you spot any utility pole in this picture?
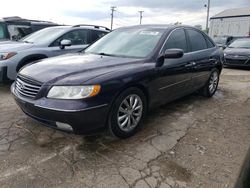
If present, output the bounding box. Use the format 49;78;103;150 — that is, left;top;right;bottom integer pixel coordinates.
110;6;116;30
139;11;144;25
205;0;210;33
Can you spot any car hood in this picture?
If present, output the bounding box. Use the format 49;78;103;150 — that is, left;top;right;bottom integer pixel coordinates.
224;48;250;56
19;53;143;84
0;41;34;52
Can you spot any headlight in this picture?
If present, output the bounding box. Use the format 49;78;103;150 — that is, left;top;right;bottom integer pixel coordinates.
47;85;101;99
224;52;227;56
0;52;17;61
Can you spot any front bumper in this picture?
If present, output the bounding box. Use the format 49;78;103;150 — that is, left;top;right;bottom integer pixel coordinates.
224;56;250;67
11;83;110;134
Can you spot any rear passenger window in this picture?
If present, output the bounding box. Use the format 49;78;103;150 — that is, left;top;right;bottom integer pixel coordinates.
163;29;188;53
187;29;207;51
91;31;107;43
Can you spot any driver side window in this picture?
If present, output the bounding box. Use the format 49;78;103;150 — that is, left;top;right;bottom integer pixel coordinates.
51;29;89;46
162;29;188;53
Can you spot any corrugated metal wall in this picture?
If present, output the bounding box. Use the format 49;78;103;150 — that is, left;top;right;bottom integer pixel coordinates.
209;16;250;38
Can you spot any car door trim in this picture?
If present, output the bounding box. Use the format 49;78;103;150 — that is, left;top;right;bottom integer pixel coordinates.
192;73;209;79
158;78;190;91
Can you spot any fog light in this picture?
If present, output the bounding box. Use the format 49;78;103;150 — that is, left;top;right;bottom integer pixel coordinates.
56;122;73;131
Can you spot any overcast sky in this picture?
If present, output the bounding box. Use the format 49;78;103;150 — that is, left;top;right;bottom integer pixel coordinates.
1;0;249;29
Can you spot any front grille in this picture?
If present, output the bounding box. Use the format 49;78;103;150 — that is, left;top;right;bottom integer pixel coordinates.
15;76;42;98
225;58;249;65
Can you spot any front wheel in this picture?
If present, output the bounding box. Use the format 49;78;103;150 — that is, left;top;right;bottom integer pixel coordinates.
108;88;147;138
200;69;220;97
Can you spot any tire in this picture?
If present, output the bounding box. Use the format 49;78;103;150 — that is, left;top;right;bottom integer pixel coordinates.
108;87;147;138
200;69;220;97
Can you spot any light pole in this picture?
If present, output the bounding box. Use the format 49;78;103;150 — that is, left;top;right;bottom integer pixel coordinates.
204;0;211;33
110;6;116;30
139;11;144;25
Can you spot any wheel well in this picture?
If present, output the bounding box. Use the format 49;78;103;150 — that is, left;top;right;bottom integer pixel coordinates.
105;84;150;128
16;54;48;72
111;84;149;113
215;65;223;74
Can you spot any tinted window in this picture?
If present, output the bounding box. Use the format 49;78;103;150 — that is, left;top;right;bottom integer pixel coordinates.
187;29;207;51
91;31;107;43
52;29;89;46
205;36;215;48
163;29;188;53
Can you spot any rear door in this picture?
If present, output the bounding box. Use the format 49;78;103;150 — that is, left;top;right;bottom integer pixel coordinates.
185;28;217;90
49;29;90;56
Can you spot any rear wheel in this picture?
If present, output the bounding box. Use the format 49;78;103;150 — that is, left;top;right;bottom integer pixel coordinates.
108;88;146;138
200;69;220;97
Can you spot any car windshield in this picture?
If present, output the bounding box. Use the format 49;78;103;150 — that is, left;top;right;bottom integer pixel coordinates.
213;37;227;45
0;22;6;39
228;38;250;49
85;28;165;58
20;27;67;44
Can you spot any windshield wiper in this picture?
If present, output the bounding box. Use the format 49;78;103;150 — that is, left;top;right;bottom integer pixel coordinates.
96;52;114;57
23;41;33;44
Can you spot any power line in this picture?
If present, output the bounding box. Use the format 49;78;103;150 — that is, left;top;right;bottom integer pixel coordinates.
110;6;117;30
138;11;144;25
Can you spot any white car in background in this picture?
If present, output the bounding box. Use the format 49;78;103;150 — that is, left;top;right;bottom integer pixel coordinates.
0;25;110;82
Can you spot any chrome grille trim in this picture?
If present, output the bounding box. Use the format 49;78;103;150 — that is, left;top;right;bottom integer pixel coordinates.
15;77;42;98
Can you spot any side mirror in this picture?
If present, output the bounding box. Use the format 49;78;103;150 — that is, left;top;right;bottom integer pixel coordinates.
164;48;184;59
156;48;184;67
60;39;72;49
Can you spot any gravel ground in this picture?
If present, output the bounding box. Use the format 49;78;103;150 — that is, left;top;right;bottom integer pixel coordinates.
0;68;249;188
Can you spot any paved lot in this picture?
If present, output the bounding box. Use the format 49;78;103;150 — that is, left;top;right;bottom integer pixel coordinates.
0;68;250;188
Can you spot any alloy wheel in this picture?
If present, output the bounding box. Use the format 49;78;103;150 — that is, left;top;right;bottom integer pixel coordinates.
117;94;143;132
209;71;219;94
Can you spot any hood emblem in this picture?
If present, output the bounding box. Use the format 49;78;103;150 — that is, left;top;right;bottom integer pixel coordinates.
18;83;24;90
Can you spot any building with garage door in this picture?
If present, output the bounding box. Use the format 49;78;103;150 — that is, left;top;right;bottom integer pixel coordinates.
209;7;250;39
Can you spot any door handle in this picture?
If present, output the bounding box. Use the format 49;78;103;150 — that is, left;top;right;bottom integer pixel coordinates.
185;62;196;68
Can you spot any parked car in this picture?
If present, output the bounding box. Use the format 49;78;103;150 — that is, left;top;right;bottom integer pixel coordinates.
0;16;58;41
11;25;223;138
235;147;250;188
0;25;110;82
224;38;250;67
214;35;250;50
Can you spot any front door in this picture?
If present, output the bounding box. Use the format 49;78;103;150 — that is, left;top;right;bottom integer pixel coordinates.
48;29;90;57
151;28;193;106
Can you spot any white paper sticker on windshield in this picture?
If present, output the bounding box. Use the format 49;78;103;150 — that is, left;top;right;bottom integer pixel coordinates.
139;31;160;35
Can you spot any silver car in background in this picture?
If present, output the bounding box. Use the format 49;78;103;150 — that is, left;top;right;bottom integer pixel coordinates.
0;25;110;82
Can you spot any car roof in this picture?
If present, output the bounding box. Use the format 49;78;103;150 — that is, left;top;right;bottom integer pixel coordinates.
116;24;199;32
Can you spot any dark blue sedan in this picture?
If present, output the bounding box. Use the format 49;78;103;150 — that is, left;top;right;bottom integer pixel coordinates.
11;25;223;138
